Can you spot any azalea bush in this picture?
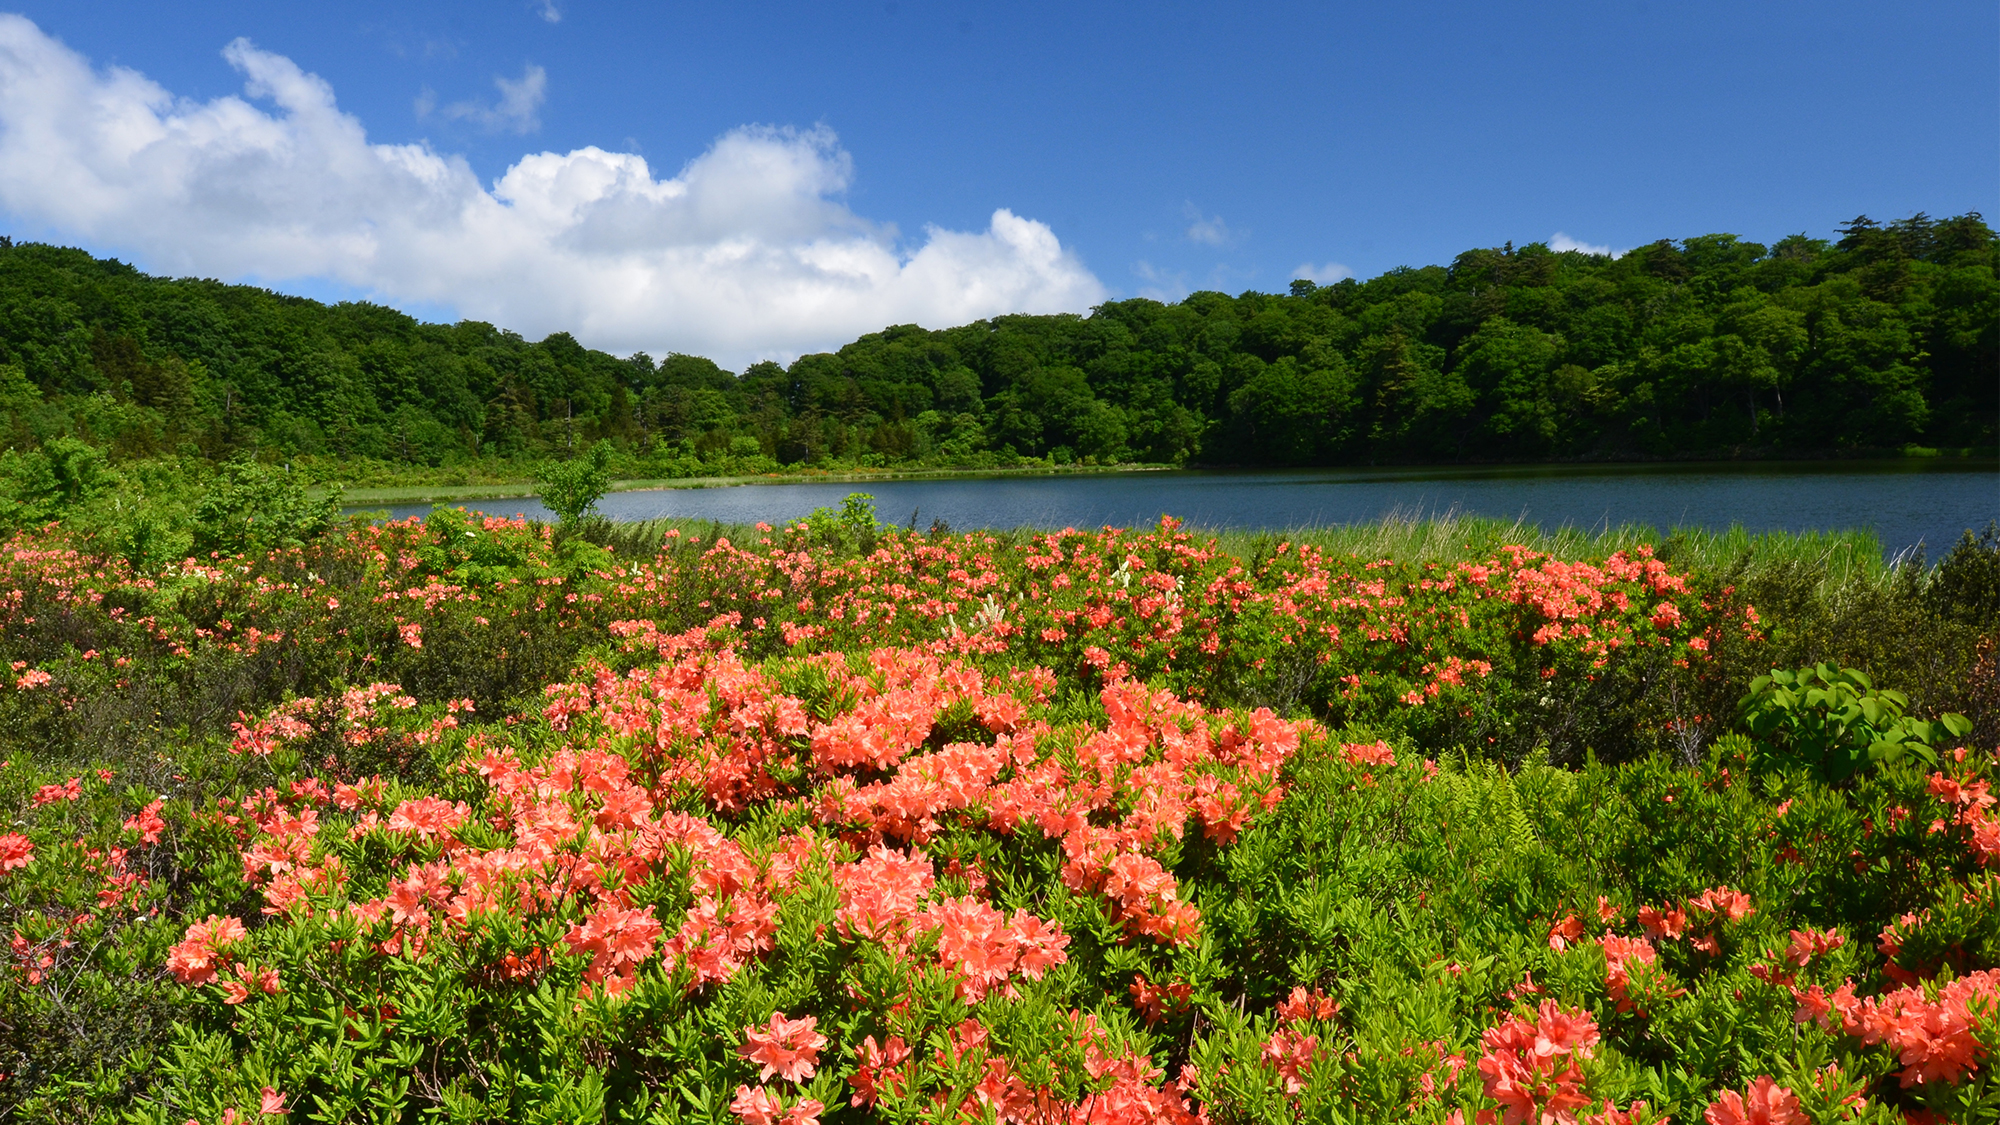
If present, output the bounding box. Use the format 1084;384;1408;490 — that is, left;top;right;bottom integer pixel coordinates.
0;510;1992;1123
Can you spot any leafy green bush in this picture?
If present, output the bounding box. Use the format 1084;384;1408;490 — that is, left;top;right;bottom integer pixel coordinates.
803;491;881;552
1929;521;2000;627
191;457;344;557
0;436;112;525
0;449;347;566
1738;662;1970;782
1714;545;1992;742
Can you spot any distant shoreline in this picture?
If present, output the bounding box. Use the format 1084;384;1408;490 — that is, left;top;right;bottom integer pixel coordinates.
334;461;1175;506
332;454;1998;511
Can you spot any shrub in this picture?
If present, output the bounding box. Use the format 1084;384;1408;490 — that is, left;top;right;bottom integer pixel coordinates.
0;514;1990;1122
1739;662;1971;782
191;456;343;556
802;491;881;553
1929;521;2000;627
0;437;113;528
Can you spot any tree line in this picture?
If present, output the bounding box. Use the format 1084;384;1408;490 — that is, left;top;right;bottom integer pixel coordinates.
0;211;1990;480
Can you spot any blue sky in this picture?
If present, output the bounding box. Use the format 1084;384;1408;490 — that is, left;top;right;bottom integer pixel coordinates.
0;1;1993;365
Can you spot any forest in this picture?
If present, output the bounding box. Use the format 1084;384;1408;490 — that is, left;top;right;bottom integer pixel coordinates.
0;211;1990;487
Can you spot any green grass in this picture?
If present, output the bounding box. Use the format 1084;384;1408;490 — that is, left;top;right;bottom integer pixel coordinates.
331;462;1171;505
1193;507;1897;586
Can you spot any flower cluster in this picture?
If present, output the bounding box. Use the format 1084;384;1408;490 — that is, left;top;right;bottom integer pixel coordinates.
1475;1001;1600;1125
144;621;1319;1119
1;511;1991;1124
1838;969;1998;1087
1704;1076;1802;1125
1930;769;2000;866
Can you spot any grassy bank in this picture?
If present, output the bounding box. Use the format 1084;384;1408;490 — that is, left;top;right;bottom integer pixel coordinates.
327;454;1996;506
333;461;1175;506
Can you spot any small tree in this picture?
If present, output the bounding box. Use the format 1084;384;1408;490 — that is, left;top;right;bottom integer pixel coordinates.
537;440;615;529
191;456;342;556
0;437;111;524
804;492;880;552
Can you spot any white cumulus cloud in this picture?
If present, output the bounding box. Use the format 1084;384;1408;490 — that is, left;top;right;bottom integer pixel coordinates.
1549;231;1623;258
1289;261;1353;285
0;16;1105;368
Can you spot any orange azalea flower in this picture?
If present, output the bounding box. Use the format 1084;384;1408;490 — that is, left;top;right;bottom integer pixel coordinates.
740;1012;827;1084
1703;1076;1802;1125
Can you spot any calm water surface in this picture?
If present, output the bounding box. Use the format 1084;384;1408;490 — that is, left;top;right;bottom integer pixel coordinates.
373;462;1998;556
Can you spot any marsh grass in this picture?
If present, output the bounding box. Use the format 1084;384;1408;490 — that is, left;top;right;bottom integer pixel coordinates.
1194;505;1900;589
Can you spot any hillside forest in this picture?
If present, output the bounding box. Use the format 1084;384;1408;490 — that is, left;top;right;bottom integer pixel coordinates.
0;212;1991;485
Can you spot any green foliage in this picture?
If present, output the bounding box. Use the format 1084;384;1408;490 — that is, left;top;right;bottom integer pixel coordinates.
0;435;111;523
535;439;614;528
0;446;349;566
0;213;1992;485
803;491;880;551
1929;521;2000;627
191;457;344;557
1738;662;1970;782
0;514;1989;1121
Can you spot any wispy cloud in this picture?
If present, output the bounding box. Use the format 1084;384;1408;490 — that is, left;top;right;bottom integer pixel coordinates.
1289;261;1353;284
535;1;563;24
1182;201;1237;247
1131;260;1189;302
0;16;1105;369
1549;231;1624;258
420;63;547;134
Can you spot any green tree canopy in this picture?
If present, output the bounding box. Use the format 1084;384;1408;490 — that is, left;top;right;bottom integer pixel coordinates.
0;212;1987;475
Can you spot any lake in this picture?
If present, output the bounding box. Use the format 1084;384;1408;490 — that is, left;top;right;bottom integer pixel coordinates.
369;460;1998;556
